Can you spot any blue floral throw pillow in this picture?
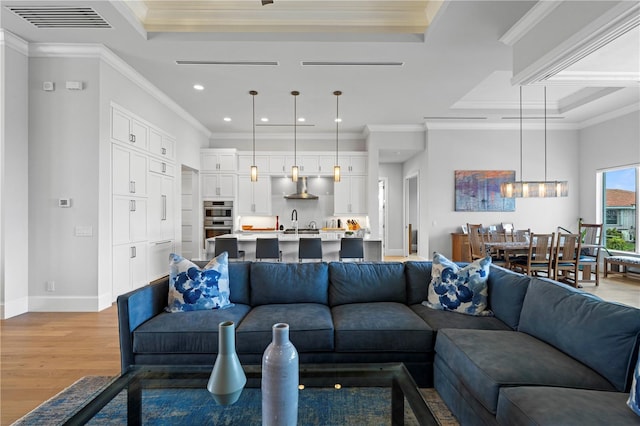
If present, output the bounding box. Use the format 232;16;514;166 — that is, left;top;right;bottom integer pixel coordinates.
423;252;493;316
167;252;232;312
628;355;640;416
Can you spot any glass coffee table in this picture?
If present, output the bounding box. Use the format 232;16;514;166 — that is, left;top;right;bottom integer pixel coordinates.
65;363;437;425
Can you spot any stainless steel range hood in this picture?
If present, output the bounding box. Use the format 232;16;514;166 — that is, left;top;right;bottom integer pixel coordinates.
284;176;318;200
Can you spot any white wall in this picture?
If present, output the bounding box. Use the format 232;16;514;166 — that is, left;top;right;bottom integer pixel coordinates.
578;110;640;224
378;163;403;255
424;125;580;260
0;32;29;318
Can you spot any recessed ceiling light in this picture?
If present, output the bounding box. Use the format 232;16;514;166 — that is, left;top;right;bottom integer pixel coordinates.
193;84;204;91
298;117;305;122
334;118;342;123
223;117;232;122
261;117;269;122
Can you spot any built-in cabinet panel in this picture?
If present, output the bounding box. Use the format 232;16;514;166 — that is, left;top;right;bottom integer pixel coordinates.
237;176;271;215
338;155;367;175
238;154;269;174
334;175;367;215
111;103;176;300
318;155;337;175
202;150;236;171
202;173;235;198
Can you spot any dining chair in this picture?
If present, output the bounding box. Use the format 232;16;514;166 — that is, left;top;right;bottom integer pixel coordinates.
510;232;555;277
339;237;364;262
486;229;508;265
214;238;245;261
553;232;582;287
298;238;323;262
255;238;282;262
578;223;603;286
467;224;486;260
513;229;531;242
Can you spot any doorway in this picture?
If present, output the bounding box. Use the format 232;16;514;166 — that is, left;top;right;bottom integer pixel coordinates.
404;173;419;257
181;166;200;259
378;178;388;255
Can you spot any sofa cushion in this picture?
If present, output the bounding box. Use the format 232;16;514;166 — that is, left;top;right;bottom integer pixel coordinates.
486;265;530;330
250;262;329;306
498;387;639;426
167;253;231;312
332;302;432;353
435;329;616;415
235;303;334;353
424;253;492;316
133;304;251;354
518;277;640;392
628;355;640;416
404;261;433;305
194;260;251;305
329;262;406;306
410;303;511;332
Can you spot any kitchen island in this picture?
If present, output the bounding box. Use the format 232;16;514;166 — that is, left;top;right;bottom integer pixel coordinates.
207;232;382;262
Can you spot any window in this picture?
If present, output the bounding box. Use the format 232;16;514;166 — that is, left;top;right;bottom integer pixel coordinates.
602;167;638;253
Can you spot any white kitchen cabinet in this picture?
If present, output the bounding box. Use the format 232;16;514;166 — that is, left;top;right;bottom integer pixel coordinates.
237;176;271;215
113;243;148;298
113;145;147;196
318;155;337;175
149;128;175;159
148;240;174;281
202;173;235;199
148;173;175;242
334;175;367;215
149;158;175;177
284;155;319;174
113;196;148;245
201;150;236;171
238;154;269;174
338;154;367;175
269;155;287;174
111;107;149;150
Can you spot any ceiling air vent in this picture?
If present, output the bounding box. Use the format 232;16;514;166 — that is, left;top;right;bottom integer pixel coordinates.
6;6;111;29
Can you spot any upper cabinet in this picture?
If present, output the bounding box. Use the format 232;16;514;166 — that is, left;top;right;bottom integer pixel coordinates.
237;154;269;174
149;128;175;160
201;149;236;171
338;155;367;175
111;106;149;150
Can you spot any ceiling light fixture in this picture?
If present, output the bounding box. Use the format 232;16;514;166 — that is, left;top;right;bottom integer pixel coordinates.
501;87;568;198
250;90;258;182
291;91;299;182
261;117;269;122
333;90;342;183
193;84;204;91
223;117;232;122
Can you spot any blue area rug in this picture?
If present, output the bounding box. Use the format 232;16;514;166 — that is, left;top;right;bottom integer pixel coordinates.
13;376;458;425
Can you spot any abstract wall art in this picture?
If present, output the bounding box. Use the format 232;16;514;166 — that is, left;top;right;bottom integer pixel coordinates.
455;170;516;212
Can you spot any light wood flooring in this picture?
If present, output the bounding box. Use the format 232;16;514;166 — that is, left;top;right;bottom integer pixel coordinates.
1;271;638;425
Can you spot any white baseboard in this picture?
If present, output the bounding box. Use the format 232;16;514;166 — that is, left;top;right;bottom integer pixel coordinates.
1;296;29;319
29;296;104;312
385;249;405;256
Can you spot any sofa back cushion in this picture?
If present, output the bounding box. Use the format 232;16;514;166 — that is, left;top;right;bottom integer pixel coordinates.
196;260;251;305
519;277;640;392
486;265;530;330
404;261;433;305
329;262;406;306
250;262;329;306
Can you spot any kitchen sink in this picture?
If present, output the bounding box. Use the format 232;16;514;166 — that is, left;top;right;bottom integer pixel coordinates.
283;228;320;234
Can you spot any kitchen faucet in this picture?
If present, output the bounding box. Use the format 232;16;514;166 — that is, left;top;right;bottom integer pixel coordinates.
291;209;298;232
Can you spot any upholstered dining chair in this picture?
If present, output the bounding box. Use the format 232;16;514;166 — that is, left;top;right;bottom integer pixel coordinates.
578;223;603;286
510;232;555;277
214;237;245;261
298;238;323;262
554;232;582;287
339;237;364;262
255;238;282;262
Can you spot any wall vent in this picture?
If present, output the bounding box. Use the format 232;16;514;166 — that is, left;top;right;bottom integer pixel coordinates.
6;6;111;29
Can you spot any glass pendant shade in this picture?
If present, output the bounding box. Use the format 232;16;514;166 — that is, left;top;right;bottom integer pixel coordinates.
291;165;299;182
334;165;341;182
250;165;258;182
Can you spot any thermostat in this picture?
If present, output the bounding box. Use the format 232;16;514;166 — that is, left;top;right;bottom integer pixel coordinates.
58;198;72;208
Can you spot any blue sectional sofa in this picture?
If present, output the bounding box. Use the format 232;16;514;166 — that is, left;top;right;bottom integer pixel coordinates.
117;260;640;425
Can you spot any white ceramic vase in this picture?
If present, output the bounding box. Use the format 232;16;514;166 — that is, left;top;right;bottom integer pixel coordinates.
262;323;299;426
207;321;246;405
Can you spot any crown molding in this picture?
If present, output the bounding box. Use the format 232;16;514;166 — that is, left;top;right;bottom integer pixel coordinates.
424;120;577;131
0;30;29;56
28;43;211;137
513;1;640;85
210;131;364;141
578;103;640;130
499;1;561;46
109;0;148;40
364;124;426;136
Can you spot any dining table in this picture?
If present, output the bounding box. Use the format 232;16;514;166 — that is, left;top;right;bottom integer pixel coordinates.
483;241;530;268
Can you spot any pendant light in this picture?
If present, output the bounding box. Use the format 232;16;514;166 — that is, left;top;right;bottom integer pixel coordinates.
250;90;258;182
500;86;525;198
536;86;568;197
333;90;342;182
291;91;299;182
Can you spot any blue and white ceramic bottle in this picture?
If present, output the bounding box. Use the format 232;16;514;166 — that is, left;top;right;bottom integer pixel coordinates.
262;323;299;426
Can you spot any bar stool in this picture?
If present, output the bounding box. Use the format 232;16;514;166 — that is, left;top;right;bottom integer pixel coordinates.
298;238;323;262
339;237;364;262
214;238;245;261
255;238;282;262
